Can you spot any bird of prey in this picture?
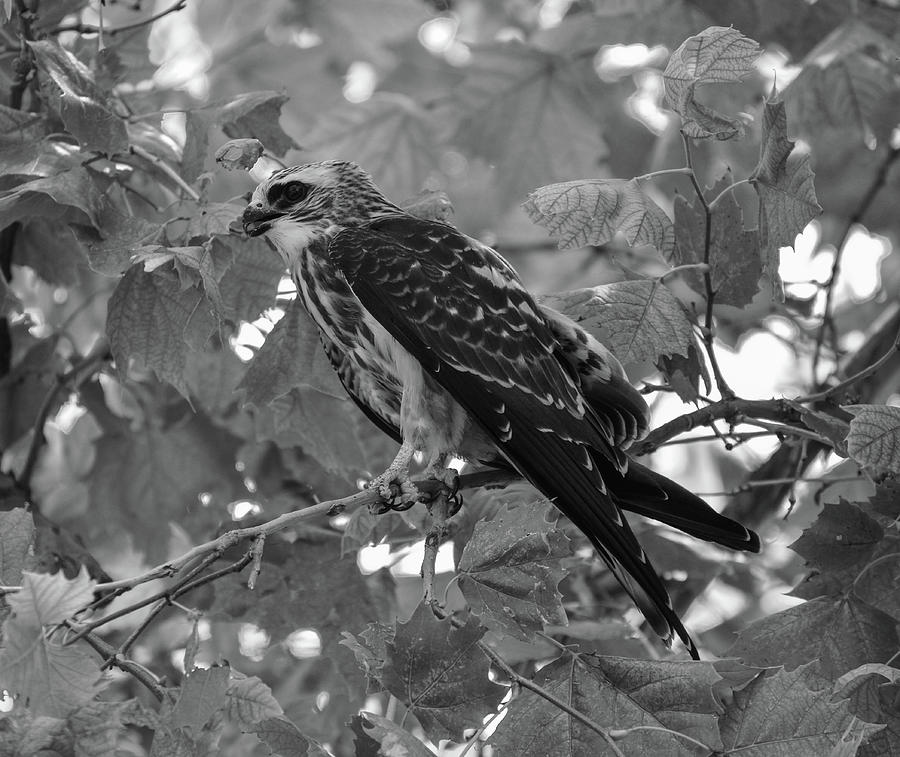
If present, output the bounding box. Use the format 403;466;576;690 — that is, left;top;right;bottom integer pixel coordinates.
242;160;760;658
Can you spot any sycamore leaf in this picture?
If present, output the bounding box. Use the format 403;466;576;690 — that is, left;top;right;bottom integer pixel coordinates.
492;654;722;755
457;504;570;639
719;664;880;756
90;417;244;562
0;168;108;231
727;595;899;679
449;40;608;209
750;89;822;286
791;500;883;573
845;404;900;474
869;479;900;519
186;202;244;238
183;345;247;414
74;204;161;276
69;700;134;756
524;179;674;256
838;671;898;756
214;236;284;324
304;95;439;200
672;174;762;308
16;220;87;287
0;570;105;718
171;666;230;736
341;623;394;693
0;508;34;585
349;713;432;757
106;266;216;397
657;342;710;403
226;674;284;727
239;300;345;407
28;40;128;154
663;26;761;139
379;603;505;741
540;280;694;364
252;717;321;756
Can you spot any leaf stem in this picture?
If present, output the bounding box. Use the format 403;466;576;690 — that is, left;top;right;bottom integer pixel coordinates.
608;724;711;752
130;144;201;202
634;167;694;182
707;178;750;211
659;262;710;284
680;130;735;400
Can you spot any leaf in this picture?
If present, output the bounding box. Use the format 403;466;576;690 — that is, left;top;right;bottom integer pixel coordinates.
457;504;570;639
750;89;822;287
218;91;299;157
106;266;216;397
727;595;899;679
0;508;34;586
657;342;710;402
90;416;244;562
74;204;161;276
349;713;433;757
171;666;231;735
214;138;264;171
791;500;883;573
838;671;898;757
524;179;674;256
492;654;723;756
719;664;879;756
16;220;87;287
28;40;129;154
214;236;284;324
378;603;506;741
0;570;105;718
672;173;762;308
845;404;900;474
449;40;608;209
225;674;284;727
69;700;133;756
540;280;694;364
304;94;439;201
239;300;345;407
252;717;319;756
0;168;108;231
663;26;761;139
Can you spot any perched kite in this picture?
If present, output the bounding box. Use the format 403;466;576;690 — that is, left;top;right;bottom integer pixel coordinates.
242;160;760;658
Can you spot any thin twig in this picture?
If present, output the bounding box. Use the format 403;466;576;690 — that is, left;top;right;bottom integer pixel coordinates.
10;0;35;110
681;131;734;400
17;341;111;499
130;143;201;202
247;533;267;590
50;0;188;36
70;625;166;701
422;494;449;606
811;145;900;385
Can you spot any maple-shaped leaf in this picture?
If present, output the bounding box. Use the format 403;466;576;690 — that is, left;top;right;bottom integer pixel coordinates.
791;500;883;573
449;40;609;210
132;244;222;310
304;94;439;202
239;300;345;407
186;202;244;239
663;26;761;139
457;503;570;639
183;344;247;415
492;653;722;756
341;622;394;693
225;673;283;728
378;603;505;741
0;168;109;231
215;139;264;171
524;179;674;256
727;595;899;679
68;700;136;756
73;204;161;276
16;220;87;287
28;40;129;154
182;91;299;180
0;570;105;718
106;266;216;397
252;717;323;757
89;415;245;562
719;663;882;755
0;508;34;586
213;236;284;325
672;174;762;308
171;666;231;736
845;404;900;474
868;478;900;519
838;668;898;756
540;280;694;364
151;692;225;757
349;713;433;757
750;89;822;287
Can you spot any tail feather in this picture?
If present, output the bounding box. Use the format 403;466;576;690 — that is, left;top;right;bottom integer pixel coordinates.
613;460;761;553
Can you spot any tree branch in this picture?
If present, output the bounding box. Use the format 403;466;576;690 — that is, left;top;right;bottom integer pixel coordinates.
50;0;188;37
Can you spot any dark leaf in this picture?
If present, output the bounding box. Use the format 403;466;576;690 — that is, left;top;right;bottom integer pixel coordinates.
0;508;34;586
349;713;433;757
74;204;161;276
379;603;505;741
226;673;284;728
28;40;128;154
0;168;109;230
791;499;883;573
252;716;322;756
15;220;87;287
657;342;710;402
458;503;570;639
171;666;231;736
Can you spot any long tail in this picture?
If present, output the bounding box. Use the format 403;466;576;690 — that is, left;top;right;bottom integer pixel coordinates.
613;460;760;553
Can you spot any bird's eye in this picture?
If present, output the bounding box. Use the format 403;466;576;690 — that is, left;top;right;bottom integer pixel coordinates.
283;182;308;203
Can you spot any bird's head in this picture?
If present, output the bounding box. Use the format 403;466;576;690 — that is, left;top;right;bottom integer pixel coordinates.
242;160;398;267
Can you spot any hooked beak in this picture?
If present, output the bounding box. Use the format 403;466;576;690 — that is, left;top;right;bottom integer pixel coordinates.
242;204;283;237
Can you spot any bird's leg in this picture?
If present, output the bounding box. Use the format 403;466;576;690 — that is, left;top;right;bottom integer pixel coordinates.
421;452;462;516
367;439;420;512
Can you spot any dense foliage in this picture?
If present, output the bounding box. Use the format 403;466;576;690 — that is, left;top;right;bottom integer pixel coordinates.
1;0;899;755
